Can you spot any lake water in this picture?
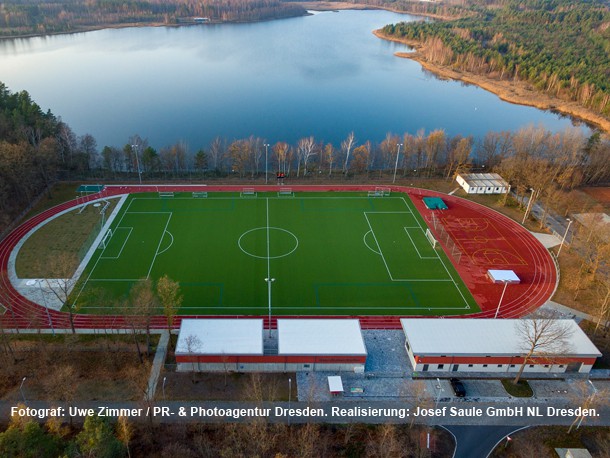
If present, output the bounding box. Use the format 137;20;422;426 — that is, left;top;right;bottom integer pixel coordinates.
0;10;588;150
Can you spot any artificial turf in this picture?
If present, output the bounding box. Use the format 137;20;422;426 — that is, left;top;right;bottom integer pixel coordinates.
72;191;480;316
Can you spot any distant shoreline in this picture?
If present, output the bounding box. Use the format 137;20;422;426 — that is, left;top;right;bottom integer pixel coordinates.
372;29;609;134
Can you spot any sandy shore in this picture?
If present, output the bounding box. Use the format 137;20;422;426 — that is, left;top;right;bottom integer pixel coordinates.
373;30;610;134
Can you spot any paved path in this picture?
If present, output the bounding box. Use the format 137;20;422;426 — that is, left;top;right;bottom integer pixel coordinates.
445;425;526;458
146;330;170;401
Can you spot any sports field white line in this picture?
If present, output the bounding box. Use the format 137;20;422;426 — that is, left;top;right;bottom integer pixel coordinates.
100;227;133;260
363;212;395;281
403;227;438;260
401;196;471;309
79;303;469;310
146;213;173;279
157;230;174;256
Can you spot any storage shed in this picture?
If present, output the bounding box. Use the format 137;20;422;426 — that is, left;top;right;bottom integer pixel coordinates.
401;319;600;375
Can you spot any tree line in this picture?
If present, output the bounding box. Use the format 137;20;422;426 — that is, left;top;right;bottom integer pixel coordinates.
381;0;610;118
0;0;307;37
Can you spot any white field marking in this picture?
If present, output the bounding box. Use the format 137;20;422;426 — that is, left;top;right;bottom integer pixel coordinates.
100;227;133;260
363;230;381;255
237;227;299;259
403;227;437;260
87;278;144;282
266;199;272;290
147;213;173;279
364;210;450;282
79;302;468;310
400;196;471;308
157;231;174;256
363;212;395;281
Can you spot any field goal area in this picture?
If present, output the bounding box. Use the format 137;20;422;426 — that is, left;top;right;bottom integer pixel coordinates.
74;191;478;316
98;229;113;249
368;187;391;197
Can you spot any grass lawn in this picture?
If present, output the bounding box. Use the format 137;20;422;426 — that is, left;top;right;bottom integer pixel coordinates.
501;379;533;397
71;191;479;316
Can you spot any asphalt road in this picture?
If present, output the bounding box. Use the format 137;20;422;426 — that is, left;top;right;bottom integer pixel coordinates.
445;425;528;458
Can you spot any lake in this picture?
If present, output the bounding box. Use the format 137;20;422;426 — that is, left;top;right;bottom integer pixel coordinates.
0;10;588;150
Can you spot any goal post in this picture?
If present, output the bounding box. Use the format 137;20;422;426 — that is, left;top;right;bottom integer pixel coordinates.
192;191;208;198
425;228;438;249
368;187;391;197
277;188;294;197
98;229;113;249
241;188;257;197
159;191;174;198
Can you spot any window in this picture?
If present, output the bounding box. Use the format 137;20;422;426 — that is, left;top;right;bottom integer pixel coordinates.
497;365;503;368
483;364;488;367
438;364;444;369
510;364;515;368
559;365;564;368
304;364;310;368
405;341;410;351
544;365;549;368
529;365;534;368
468;364;473;367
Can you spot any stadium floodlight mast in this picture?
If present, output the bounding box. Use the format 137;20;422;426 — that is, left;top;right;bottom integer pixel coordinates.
20;377;26;402
494;280;510;319
557;218;573;257
265;277;275;337
131;144;142;184
392;143;403;184
264;143;270;184
521;188;536;225
435;377;444;409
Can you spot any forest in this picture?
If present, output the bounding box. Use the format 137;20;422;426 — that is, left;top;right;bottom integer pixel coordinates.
0;0;306;36
380;0;610;118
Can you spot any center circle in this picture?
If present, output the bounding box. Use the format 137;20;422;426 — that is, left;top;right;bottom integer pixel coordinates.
238;227;299;259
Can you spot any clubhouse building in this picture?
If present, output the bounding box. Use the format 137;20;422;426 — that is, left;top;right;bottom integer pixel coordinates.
175;318;367;372
401;318;601;375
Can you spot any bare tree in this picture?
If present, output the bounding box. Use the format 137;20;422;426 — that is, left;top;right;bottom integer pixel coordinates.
323;143;336;177
157;275;183;341
567;380;609;433
341;131;356;175
129;279;160;355
184;334;203;382
513;315;575;384
44;253;80;334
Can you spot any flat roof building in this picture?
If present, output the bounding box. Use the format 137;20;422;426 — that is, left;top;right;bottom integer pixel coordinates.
176;318;367;373
456;173;510;194
401;318;600;375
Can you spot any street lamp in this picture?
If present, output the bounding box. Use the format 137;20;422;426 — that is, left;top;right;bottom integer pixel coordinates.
162;376;167;400
265;278;275;337
288;378;292;409
264;144;270;184
20;377;26;403
557;218;573;257
521;188;535;225
494;280;510;319
392;143;403;184
132;144;142;185
434;378;444;409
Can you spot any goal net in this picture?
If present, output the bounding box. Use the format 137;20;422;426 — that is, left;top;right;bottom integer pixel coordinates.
159;191;174;198
368;187;391;197
241;188;257;197
98;229;113;249
425;228;438;249
277;188;294;197
193;191;208;198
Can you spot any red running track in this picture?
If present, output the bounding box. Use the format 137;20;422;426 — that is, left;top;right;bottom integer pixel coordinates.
0;185;556;330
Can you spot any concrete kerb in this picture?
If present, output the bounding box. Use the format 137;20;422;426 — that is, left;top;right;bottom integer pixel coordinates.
8;194;128;310
146;330;171;401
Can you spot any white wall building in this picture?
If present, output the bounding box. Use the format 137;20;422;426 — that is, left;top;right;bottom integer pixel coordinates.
456;173;510;194
401;319;600;375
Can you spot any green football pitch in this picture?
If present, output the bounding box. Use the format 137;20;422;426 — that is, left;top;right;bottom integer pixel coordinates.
73;191;480;316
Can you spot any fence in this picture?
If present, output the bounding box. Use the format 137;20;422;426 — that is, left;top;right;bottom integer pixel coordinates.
430;212;463;264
